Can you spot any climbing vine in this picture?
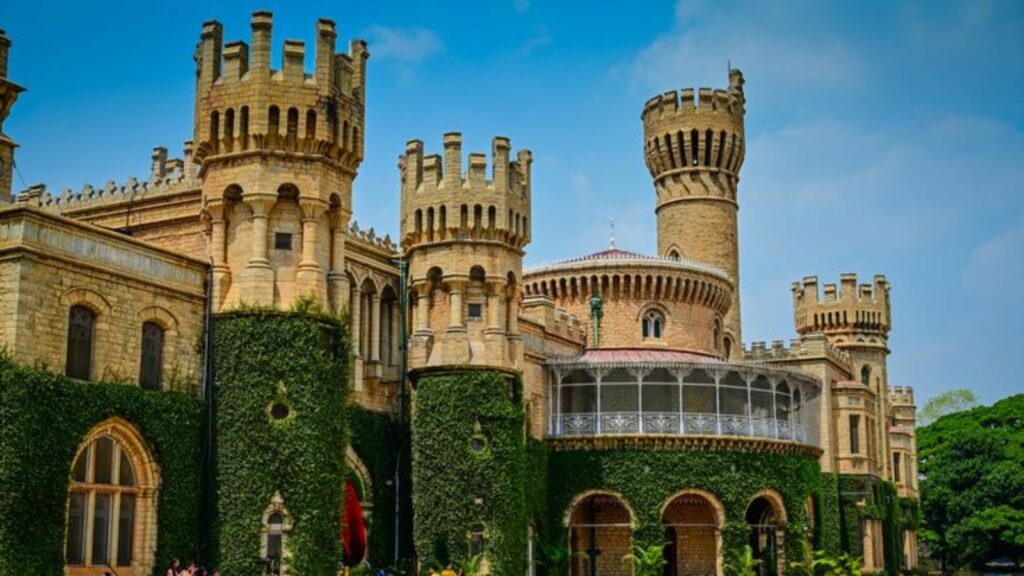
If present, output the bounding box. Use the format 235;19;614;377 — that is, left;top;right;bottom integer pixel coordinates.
412;369;527;575
0;355;201;576
211;311;350;575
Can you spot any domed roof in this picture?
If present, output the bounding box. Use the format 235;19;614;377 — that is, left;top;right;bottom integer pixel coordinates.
525;245;730;281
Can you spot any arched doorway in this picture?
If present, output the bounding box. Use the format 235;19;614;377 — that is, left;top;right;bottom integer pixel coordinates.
343;449;372;567
661;492;723;576
568;493;633;576
746;494;786;576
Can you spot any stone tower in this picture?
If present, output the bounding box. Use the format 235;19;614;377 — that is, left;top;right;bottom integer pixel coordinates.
194;12;368;311
793;274;894;477
399;133;532;371
642;69;746;353
0;30;26;204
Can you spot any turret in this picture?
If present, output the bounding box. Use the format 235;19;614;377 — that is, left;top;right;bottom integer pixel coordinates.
400;133;532;371
0;29;26;204
794;272;895;480
642;69;746;353
194;12;370;312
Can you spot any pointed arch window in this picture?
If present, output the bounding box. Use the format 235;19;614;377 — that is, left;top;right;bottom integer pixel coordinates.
641;310;664;339
66;435;138;569
139;322;164;391
861;365;871;386
66;305;96;381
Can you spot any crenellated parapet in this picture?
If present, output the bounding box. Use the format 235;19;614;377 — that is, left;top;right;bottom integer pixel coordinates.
17;143;199;213
192;12;368;174
793;273;891;341
401;132;532;373
399;133;531;252
642;69;746;204
742;334;853;372
888;385;914;408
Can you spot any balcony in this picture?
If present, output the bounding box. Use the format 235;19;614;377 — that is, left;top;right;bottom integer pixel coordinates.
546;358;818;446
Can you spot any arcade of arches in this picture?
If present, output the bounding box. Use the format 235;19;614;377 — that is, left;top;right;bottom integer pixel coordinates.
567;490;788;576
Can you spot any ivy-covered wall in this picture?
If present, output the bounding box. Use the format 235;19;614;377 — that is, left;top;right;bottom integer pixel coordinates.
211;311;350;575
836;474;912;575
0;356;202;576
412;369;527;574
347;405;414;567
543;445;827;571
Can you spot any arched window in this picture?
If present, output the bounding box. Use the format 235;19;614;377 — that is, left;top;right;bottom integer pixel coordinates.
305;109;317;140
668;250;681;261
66;426;153;572
268;105;280;136
641;310;664;339
713;319;722;352
724;336;733;360
66;305;96;381
261;492;292;575
139;322;164;391
860;365;871;386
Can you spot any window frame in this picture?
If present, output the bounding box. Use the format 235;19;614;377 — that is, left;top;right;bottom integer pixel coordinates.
139;321;165;391
66;305;96;381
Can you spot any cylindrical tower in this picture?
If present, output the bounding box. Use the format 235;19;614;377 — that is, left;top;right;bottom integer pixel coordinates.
642;69;746;352
193;12;369;311
399;133;532;371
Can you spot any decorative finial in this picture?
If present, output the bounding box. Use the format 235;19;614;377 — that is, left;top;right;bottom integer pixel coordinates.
609;218;616;249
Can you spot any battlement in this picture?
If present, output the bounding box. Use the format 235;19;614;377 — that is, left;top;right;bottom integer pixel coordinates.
15;143;199;212
193;12;368;171
792;273;891;337
642;70;747;194
742;333;853;370
888;386;915;407
196;13;366;96
345;219;398;254
523;294;584;343
400;133;532;251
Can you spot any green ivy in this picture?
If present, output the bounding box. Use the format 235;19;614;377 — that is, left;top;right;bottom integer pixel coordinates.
412;369;527;575
211;311;350;576
543;445;826;572
836;475;908;575
0;356;201;576
819;473;843;555
347;405;414;566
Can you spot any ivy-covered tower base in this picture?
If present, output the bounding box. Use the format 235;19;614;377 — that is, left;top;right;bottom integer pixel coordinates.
211;312;351;575
411;369;527;574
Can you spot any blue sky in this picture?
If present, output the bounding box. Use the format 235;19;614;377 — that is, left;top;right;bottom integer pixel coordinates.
4;1;1022;405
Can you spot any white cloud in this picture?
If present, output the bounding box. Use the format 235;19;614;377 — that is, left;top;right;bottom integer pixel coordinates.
364;25;443;81
629;1;865;93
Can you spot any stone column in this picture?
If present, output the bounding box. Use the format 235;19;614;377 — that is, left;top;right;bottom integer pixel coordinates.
207;202;231;310
326;208;350;313
242;194;275;304
448;279;466;331
297;199;327;303
506;286;520;336
370;292;381;362
391;299;401;365
415;287;431;334
350;285;362;359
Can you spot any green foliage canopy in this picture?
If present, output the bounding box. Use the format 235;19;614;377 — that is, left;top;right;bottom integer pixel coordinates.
918;394;1024;570
917;389;979;427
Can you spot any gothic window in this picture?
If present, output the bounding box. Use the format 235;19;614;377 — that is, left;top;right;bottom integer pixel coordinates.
860;365;871;386
850;415;861;454
66;305;95;381
893;452;902;482
139;322;164;391
267;513;284;560
641;310;664;339
66;435;138;569
668;250;681;261
261;493;292;575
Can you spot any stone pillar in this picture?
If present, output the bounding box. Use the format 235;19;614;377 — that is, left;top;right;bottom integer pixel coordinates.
207;202;231;310
370;293;381;362
350;286;362;359
297;199;327;303
326;208;350;313
242;194;275;304
415;288;431;334
391;299;401;365
484;281;508;365
448;280;465;331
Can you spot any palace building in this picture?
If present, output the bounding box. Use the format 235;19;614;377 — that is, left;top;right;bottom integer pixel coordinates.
0;13;919;576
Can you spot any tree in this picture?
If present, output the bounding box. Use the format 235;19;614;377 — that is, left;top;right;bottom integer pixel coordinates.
917;389;979;426
918;394;1024;572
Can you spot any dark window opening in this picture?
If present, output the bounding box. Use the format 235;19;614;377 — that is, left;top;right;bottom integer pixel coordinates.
139;321;164;391
66;305;95;380
275;233;293;251
850;415;861;454
468;303;483;320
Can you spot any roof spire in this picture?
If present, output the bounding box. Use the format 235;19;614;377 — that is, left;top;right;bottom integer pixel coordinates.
609;217;616;249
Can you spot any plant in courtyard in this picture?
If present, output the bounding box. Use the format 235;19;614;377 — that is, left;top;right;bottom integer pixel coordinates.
789;542;864;576
726;545;760;576
537;541;574;576
622;543;667;576
454;552;487;575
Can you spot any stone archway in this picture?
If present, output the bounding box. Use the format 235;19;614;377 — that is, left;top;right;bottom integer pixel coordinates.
661;490;724;576
567;492;634;576
745;491;787;576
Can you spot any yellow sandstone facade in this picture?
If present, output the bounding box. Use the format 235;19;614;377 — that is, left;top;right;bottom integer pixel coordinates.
0;13;918;574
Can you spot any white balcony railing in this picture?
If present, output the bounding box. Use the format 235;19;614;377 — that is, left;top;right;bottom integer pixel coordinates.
555;411;806;442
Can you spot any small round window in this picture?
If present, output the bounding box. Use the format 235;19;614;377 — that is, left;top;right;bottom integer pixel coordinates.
269;402;291;421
